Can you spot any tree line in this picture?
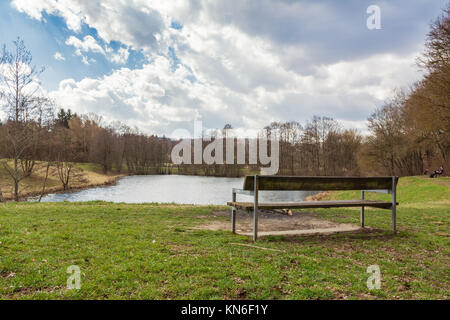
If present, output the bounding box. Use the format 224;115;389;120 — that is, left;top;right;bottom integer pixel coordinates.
362;6;449;176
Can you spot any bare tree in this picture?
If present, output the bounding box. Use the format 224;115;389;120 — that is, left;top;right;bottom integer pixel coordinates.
56;161;73;191
0;38;51;201
52;123;78;190
364;93;407;175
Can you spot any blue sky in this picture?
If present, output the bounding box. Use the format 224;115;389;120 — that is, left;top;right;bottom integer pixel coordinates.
0;1;147;91
0;0;448;136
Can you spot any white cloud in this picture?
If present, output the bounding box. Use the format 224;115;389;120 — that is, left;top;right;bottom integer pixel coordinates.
49;50;419;136
10;0;434;135
12;0;83;32
110;47;130;65
13;0;167;52
53;52;65;61
65;35;131;65
65;35;105;56
81;56;89;65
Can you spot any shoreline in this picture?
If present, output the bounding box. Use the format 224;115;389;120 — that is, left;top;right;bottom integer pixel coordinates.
1;171;243;203
2;174;126;202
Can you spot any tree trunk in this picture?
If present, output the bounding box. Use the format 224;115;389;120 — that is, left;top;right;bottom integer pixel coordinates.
38;162;51;202
14;158;19;201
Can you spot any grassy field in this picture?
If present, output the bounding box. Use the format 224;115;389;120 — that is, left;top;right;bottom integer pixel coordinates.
0;176;448;299
0;161;123;200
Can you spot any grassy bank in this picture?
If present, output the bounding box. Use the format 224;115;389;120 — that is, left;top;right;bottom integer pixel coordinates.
0;176;448;299
0;162;124;201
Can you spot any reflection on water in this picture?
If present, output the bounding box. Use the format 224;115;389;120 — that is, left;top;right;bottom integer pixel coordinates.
39;175;317;205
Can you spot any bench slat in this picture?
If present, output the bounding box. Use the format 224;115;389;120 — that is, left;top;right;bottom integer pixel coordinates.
227;200;397;210
243;176;398;191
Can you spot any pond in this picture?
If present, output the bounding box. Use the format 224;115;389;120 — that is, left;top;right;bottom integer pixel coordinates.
39;175;317;205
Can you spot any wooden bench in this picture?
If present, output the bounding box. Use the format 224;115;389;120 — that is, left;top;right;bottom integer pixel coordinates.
227;176;399;241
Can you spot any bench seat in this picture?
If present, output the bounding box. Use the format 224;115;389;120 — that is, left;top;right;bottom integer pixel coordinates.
227;200;397;210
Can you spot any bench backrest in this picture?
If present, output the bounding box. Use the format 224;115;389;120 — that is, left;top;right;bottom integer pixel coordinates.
243;176;399;192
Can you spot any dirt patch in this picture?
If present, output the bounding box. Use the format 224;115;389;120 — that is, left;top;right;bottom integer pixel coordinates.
199;210;361;237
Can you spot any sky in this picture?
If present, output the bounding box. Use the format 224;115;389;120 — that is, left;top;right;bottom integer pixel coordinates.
0;0;447;137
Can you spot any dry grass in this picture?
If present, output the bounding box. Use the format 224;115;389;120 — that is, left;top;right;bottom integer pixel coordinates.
0;160;123;200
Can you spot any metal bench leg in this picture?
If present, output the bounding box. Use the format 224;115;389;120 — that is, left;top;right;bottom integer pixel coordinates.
231;207;236;234
231;191;237;234
360;190;365;228
253;206;258;241
253;175;259;242
392;176;397;234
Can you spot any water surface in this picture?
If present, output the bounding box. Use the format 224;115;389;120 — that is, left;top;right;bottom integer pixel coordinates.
40;175;316;205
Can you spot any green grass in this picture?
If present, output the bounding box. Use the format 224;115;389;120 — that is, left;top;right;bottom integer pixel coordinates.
0;176;448;299
324;176;449;205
